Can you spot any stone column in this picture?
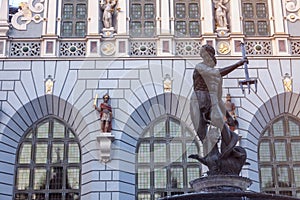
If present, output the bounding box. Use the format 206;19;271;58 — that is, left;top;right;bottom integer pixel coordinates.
201;0;214;35
116;0;126;34
46;0;58;35
160;0;170;34
272;0;285;34
0;0;9;36
87;0;99;35
230;0;242;34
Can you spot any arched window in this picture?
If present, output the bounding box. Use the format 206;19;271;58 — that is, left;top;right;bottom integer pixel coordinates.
258;115;300;198
61;0;87;37
174;0;200;37
241;0;269;36
136;117;201;200
129;0;156;37
14;117;81;200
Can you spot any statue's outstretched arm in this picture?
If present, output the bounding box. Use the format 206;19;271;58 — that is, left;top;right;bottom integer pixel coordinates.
219;58;248;77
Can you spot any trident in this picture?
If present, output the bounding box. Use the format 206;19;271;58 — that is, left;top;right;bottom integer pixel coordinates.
239;42;258;94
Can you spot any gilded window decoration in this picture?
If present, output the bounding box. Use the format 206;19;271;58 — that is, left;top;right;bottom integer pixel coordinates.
129;0;156;37
241;0;269;36
285;0;300;22
14;117;81;200
136;117;201;200
10;0;44;30
130;40;157;56
174;0;200;37
258;115;300;198
59;41;86;57
10;42;41;57
61;0;87;37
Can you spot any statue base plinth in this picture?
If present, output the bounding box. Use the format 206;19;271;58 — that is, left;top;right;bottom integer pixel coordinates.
97;132;115;163
160;175;299;200
102;27;115;38
190;175;252;192
216;27;229;37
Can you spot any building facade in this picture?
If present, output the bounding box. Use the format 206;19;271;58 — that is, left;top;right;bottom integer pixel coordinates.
1;0;300;199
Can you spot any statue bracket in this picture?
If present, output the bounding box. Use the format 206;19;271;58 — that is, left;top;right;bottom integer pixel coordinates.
97;132;115;163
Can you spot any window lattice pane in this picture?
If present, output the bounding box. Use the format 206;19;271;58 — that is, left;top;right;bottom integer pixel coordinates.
132;4;142;19
189;3;198;18
256;3;266;18
244;21;255;35
49;193;62;200
68;143;80;163
33;168;47;190
76;4;86;19
294;167;300;187
170;142;183;162
189;21;199;36
274;141;287;161
138;193;151;200
259;141;271;162
16;168;30;190
138;142;150;163
50;167;64;189
144;21;155;36
19;143;32;164
154;143;166;162
187;167;200;188
154;168;166;188
63;4;73;19
37;122;49;138
138;168;150;189
273;119;284;136
277;166;290;187
35;143;48;163
67;167;80;189
260;167;274;189
171;167;183;188
243;3;253;18
130;21;142;36
62;22;73;36
53;120;65;138
289;120;300;136
52;143;64;163
186;141;199;162
75;22;86;37
175;3;185;18
291;141;300;161
175;21;186;35
154;121;166;137
170;120;181;137
144;4;154;19
257;21;268;35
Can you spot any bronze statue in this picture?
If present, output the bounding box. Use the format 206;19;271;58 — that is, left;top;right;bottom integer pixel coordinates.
189;44;247;175
94;94;112;132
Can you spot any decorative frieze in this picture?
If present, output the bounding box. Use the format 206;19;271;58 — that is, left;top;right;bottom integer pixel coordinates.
285;0;300;22
10;41;41;57
175;40;202;56
130;40;156;56
291;40;300;55
59;41;86;57
244;40;272;56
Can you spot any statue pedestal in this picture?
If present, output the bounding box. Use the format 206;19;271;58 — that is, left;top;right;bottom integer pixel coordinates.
97;132;115;163
190;175;252;192
102;27;115;38
216;27;229;37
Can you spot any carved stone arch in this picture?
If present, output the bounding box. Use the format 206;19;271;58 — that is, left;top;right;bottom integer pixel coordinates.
121;92;195;154
0;95;88;198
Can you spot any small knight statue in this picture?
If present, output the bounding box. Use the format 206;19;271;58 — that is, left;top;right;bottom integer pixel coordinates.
224;93;238;131
94;94;113;133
